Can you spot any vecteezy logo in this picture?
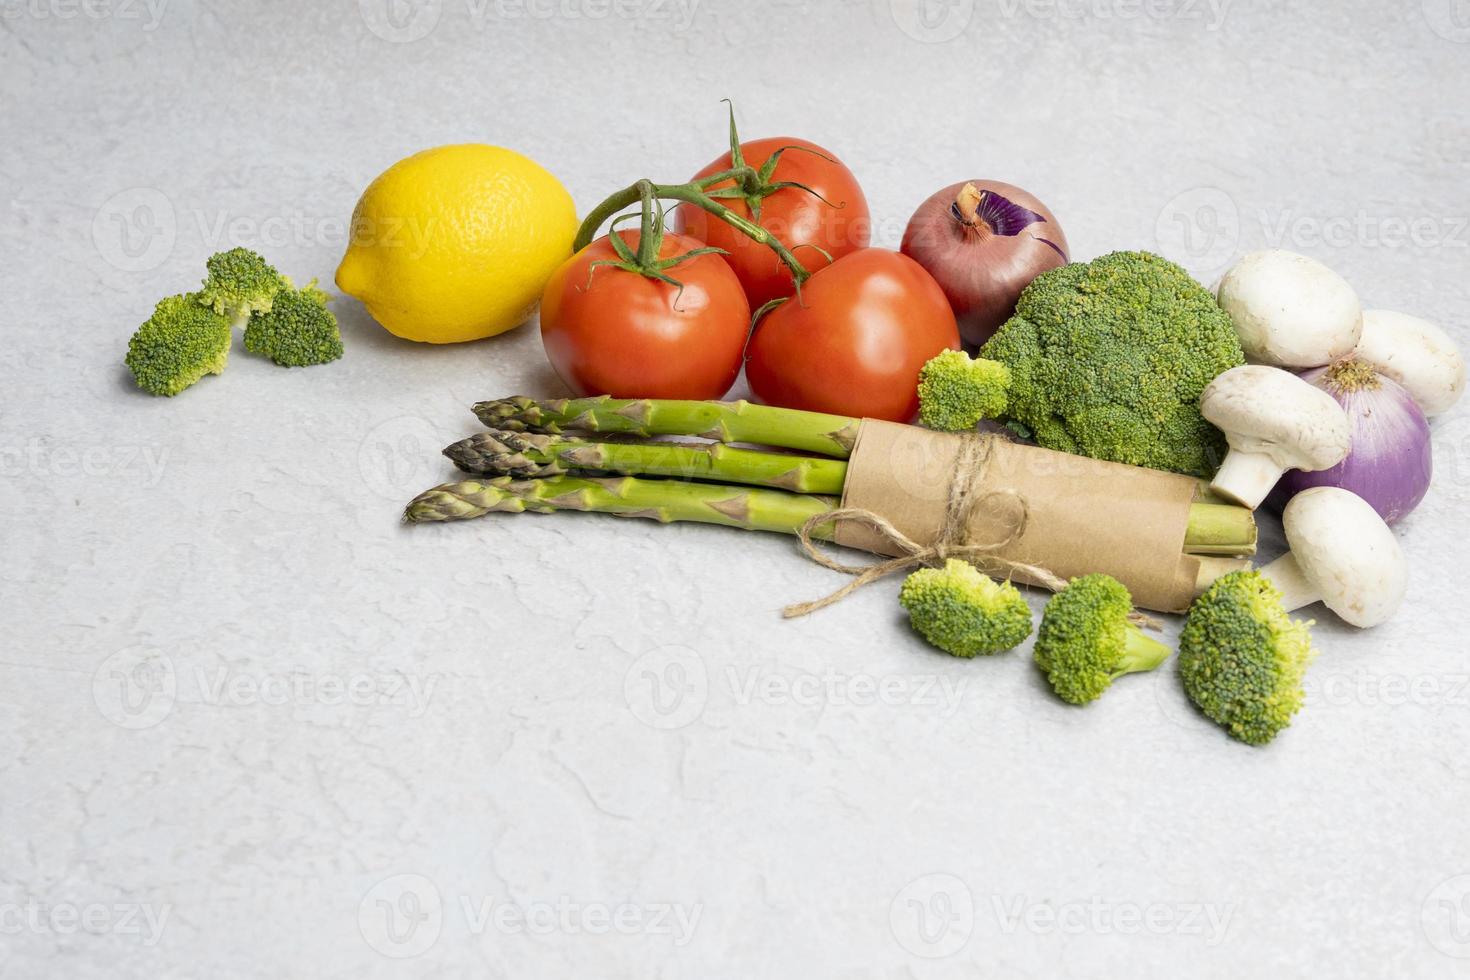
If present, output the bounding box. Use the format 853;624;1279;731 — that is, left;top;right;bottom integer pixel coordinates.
1431;415;1470;503
1151;657;1202;732
1423;0;1470;43
92;648;177;729
358;415;442;501
889;873;974;958
92;187;176;273
623;645;709;730
1154;186;1240;282
359;874;443;958
1422;874;1470;958
886;0;974;43
359;0;443;42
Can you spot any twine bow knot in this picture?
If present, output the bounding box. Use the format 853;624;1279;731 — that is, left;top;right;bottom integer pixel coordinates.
783;434;1070;618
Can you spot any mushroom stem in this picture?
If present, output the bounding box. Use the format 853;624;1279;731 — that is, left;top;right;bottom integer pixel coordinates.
1210;450;1285;509
1256;552;1320;613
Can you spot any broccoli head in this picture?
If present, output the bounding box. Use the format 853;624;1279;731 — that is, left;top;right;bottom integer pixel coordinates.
243;283;344;367
124;293;231;396
198;247;288;323
1033;573;1171;704
917;350;1012;432
899;558;1033;657
1178;570;1316;746
978;251;1244;477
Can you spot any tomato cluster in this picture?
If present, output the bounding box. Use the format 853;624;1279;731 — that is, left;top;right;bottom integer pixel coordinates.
538;127;960;422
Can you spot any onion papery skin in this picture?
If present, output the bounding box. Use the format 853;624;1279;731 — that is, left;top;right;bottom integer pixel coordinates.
900;180;1068;348
1271;358;1432;524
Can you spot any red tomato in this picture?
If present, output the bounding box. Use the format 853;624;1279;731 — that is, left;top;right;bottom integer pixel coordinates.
745;249;960;421
674;137;870;308
540;231;751;399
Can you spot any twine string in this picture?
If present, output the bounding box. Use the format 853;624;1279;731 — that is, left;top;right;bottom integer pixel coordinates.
783;434;1071;619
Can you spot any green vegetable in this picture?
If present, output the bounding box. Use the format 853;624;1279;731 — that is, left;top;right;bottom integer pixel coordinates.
925;252;1244;476
1178;569;1316;745
899;559;1033;657
917;350;1011;432
243;282;343;367
404;473;837;535
445;427;1254;555
122;250;342;394
474;396;860;458
446;429;847;494
124;293;231;397
461;398;1257;557
198;247;288;326
1032;573;1171;704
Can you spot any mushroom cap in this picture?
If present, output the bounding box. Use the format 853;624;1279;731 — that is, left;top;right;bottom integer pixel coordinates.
1200;365;1352;470
1355;309;1466;416
1216;250;1362;367
1282;487;1406;628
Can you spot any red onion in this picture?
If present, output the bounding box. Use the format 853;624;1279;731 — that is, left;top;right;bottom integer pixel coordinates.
900;180;1068;347
1271;357;1432;524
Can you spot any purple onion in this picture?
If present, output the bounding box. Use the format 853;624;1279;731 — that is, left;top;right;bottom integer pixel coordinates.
1270;357;1432;524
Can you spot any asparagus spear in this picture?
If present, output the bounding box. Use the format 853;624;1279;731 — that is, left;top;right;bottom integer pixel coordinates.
404;474;1249;596
405;474;837;536
474;396;861;459
1182;502;1258;556
446;429;849;494
443;431;1257;556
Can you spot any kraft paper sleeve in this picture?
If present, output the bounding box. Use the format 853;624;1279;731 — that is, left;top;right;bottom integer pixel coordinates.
832;420;1201;613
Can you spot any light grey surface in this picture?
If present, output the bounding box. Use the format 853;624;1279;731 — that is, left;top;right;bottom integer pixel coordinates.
4;1;1470;977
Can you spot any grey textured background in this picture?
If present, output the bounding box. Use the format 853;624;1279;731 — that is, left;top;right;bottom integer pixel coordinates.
4;1;1470;977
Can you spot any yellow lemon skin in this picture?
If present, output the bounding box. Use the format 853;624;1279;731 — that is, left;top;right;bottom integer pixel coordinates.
336;144;577;344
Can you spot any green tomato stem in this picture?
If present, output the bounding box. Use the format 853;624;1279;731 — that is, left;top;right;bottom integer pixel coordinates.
573;178;812;287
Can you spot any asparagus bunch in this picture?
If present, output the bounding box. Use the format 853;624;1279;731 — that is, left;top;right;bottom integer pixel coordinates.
406;396;1258;583
435;422;1257;557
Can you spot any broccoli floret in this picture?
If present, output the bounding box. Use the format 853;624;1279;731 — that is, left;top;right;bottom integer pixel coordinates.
977;251;1245;477
198;247;288;325
1033;573;1171;704
124;293;231;396
898;558;1033;657
243;283;344;367
1178;570;1316;746
917;350;1012;431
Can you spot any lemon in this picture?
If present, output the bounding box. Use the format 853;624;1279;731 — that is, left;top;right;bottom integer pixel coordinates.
336;144;577;344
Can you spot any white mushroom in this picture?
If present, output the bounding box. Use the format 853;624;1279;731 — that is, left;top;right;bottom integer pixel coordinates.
1200;365;1353;509
1352;309;1465;416
1258;487;1407;628
1216;250;1362;367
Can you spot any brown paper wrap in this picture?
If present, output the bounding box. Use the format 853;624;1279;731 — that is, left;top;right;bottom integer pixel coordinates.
833;420;1202;614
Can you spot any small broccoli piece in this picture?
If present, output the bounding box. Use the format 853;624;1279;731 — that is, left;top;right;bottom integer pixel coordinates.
978;250;1246;477
198;247;288;325
917;350;1012;431
898;559;1033;658
124;293;231;396
1178;570;1316;746
1033;573;1171;704
243;283;344;367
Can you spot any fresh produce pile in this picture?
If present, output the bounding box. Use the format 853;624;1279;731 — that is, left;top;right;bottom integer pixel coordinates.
121;107;1467;746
